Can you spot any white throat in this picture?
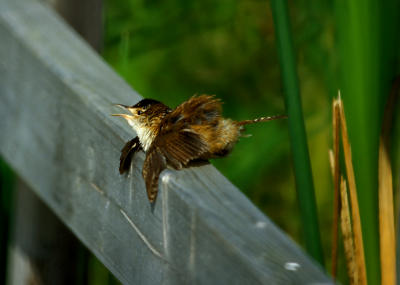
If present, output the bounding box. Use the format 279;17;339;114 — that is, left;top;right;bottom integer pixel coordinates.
126;120;154;152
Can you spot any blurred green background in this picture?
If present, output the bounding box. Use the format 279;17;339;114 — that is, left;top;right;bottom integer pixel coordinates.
1;0;400;284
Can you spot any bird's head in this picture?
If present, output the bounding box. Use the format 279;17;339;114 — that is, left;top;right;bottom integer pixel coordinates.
112;98;171;150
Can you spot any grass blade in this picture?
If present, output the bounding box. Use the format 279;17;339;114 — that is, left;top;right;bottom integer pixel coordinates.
334;0;398;281
270;0;323;264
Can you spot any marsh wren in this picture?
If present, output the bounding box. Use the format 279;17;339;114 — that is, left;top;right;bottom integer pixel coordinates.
113;95;286;203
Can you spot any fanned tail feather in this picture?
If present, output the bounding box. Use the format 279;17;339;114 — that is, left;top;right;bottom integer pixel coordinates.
237;114;287;126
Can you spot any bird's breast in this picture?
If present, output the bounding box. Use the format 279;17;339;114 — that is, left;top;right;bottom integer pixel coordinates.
135;125;157;151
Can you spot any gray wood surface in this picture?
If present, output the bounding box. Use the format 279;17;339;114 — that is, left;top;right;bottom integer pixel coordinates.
7;2;98;284
0;0;332;284
7;180;84;285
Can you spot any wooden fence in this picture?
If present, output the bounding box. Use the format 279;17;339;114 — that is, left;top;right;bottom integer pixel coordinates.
0;0;332;283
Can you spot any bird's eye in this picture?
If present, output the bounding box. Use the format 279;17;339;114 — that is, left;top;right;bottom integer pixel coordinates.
137;110;143;115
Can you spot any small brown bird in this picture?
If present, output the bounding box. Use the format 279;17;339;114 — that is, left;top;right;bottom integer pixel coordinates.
113;95;286;203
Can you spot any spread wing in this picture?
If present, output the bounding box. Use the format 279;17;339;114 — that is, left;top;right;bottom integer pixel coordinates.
142;130;209;203
149;95;219;169
119;137;142;174
164;95;222;127
142;147;166;203
142;95;220;203
159;130;209;169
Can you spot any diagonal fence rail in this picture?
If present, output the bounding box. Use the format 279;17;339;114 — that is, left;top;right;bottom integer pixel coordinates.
0;0;332;283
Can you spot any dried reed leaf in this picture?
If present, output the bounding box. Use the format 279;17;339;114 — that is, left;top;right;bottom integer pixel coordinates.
338;94;367;285
378;77;399;285
340;176;358;285
329;150;334;176
328;150;336;189
331;99;341;278
379;137;395;285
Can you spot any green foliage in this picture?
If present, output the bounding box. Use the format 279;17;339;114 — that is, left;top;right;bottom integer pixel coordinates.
87;255;121;285
335;0;400;283
270;0;323;264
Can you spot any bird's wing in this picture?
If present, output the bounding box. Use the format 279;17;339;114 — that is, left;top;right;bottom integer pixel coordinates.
164;95;222;127
157;129;209;169
149;95;219;168
142;130;209;203
142;95;220;202
119;136;142;174
142;147;166;202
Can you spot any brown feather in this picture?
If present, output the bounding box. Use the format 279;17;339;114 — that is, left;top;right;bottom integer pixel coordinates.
142;147;166;203
163;95;222;129
157;130;209;169
119;137;142;174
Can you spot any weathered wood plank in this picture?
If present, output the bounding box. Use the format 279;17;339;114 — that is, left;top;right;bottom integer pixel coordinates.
7;180;84;285
0;0;332;284
7;1;100;284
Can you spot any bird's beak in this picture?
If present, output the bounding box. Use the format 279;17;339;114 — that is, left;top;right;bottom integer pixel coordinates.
113;104;137;115
113;104;129;109
111;113;133;120
112;104;136;120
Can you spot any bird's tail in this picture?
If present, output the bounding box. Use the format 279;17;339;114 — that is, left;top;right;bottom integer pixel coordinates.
237;114;287;126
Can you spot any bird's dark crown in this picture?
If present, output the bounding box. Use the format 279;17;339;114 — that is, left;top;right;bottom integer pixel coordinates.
133;99;162;109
